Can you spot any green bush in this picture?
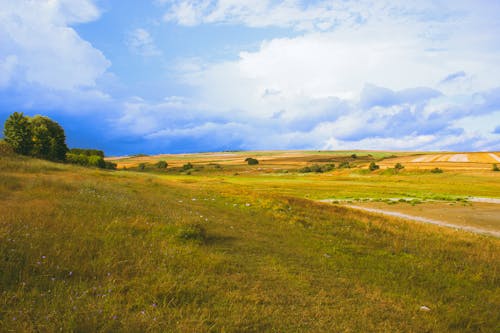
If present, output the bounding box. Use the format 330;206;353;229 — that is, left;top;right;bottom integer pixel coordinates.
394;163;404;172
182;162;193;171
138;163;146;171
69;148;104;158
493;164;500;172
245;157;259;165
156;160;168;169
369;162;380;171
338;161;350;169
431;167;443;174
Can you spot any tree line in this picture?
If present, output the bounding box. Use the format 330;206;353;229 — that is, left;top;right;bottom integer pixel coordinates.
2;112;115;169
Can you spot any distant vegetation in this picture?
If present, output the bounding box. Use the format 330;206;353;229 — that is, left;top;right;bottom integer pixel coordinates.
299;163;334;173
368;161;380;171
2;112;114;169
493;164;500;172
245;157;259;165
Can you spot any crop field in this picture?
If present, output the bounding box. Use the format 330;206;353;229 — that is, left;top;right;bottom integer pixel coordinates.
1;151;499;331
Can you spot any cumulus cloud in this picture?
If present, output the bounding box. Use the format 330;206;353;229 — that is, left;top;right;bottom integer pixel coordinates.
126;28;162;57
0;0;110;91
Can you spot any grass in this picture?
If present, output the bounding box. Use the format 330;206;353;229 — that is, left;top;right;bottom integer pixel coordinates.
0;154;499;331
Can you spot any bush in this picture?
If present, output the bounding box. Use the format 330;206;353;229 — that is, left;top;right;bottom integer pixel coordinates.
69;148;104;158
338;161;350;169
493;164;500;172
245;157;259;165
299;163;334;173
138;163;146;171
105;161;117;170
394;163;404;172
351;154;357;159
156;160;168;169
431;167;443;174
182;162;193;171
88;155;106;168
369;162;380;171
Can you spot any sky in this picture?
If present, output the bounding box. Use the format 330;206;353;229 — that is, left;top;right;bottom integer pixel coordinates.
0;0;499;155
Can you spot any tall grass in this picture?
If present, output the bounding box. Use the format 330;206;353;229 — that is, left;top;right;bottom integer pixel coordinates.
0;155;498;331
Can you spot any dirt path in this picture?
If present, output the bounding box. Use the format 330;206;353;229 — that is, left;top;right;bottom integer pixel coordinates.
344;205;500;237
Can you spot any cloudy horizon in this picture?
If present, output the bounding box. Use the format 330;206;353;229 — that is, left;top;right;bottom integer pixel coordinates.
1;0;499;155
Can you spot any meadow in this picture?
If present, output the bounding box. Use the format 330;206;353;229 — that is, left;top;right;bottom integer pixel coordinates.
1;151;499;331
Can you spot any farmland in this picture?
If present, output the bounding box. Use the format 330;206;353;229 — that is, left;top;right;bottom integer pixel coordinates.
1;151;499;331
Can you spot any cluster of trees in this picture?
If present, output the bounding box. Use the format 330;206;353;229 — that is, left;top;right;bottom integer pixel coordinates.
67;148;116;169
3;112;114;169
3;112;68;161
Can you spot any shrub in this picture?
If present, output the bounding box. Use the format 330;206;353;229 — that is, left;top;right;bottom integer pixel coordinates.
299;166;312;173
351;154;357;159
69;148;104;158
245;157;259;165
394;163;404;172
431;167;443;174
105;161;117;170
88;155;105;168
138;163;146;171
369;162;380;171
182;162;193;171
493;164;500;172
156;160;168;169
338;161;350;169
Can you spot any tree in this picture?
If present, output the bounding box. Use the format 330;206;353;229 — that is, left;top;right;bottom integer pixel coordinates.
3;112;32;155
245;157;259;165
29;115;68;161
156;160;168;169
394;163;405;173
369;162;380;171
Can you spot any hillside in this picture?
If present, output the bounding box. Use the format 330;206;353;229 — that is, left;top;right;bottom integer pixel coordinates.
1;154;499;332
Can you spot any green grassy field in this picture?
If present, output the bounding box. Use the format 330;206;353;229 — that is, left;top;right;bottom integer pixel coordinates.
1;154;499;332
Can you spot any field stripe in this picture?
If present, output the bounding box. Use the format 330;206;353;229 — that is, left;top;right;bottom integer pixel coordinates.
488;153;500;162
448;154;469;162
344;205;500;238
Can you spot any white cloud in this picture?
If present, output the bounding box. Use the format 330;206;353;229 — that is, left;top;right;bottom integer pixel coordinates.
126;28;162;57
0;0;110;91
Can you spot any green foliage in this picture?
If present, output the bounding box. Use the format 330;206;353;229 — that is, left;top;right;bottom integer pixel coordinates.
351;154;357;159
155;160;168;169
104;161;117;170
394;163;405;172
493;164;500;172
138;163;147;171
66;153;114;170
338;161;351;169
182;162;193;171
299;163;335;173
69;148;104;158
29;115;68;161
3;112;32;155
369;162;380;171
431;167;444;174
245;157;259;165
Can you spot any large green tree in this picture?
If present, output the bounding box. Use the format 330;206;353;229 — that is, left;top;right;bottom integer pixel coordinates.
29;115;68;162
3;112;32;155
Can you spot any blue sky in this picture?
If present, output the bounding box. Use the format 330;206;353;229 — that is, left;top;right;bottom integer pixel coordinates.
1;0;499;155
